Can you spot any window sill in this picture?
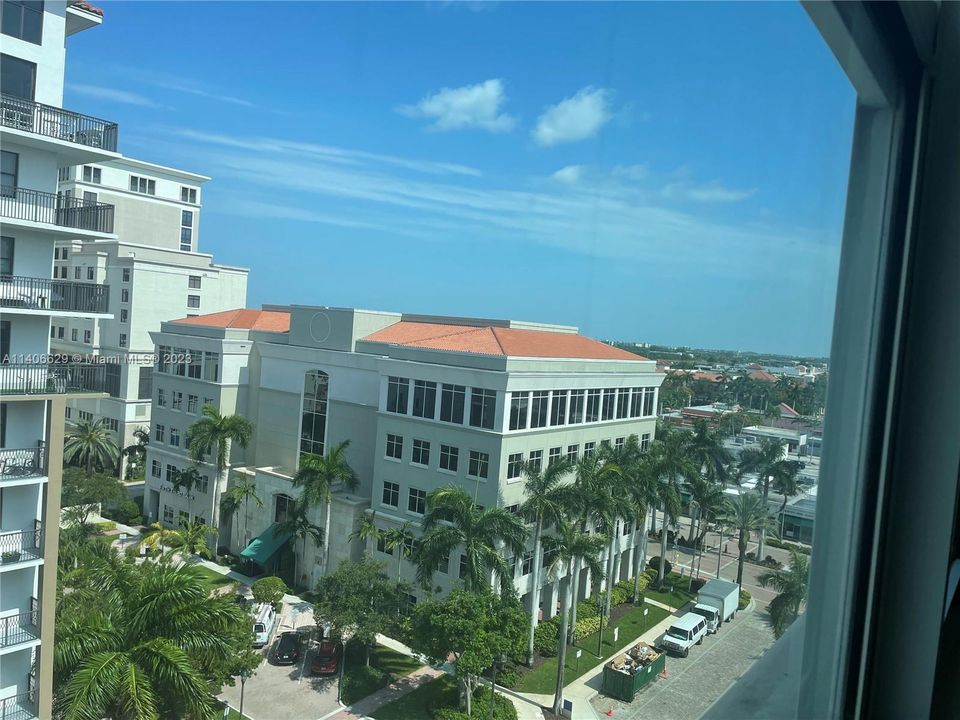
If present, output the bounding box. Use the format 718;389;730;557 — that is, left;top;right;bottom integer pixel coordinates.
438;468;458;476
410;462;429;469
384;456;402;464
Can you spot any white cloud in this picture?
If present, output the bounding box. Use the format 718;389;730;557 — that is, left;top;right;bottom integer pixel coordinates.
533;87;612;146
550;165;583;184
398;79;516;132
612;164;650;181
662;181;755;203
154;81;252;107
67;83;166;109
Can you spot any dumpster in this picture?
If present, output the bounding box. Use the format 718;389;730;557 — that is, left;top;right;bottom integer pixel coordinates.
601;642;666;702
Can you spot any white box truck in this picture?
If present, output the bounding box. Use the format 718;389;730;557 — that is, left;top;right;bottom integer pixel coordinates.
697;579;740;627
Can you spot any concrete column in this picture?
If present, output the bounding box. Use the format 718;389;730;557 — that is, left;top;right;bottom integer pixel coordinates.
542;581;559;619
625;542;636;581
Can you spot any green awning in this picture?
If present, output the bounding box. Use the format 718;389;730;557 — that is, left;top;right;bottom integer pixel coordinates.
241;523;292;565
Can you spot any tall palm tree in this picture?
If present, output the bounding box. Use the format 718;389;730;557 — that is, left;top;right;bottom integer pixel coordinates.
292;441;359;574
717;492;777;586
121;426;150;481
738;438;800;558
54;559;247;719
349;510;381;554
771;461;803;539
187;406;254;532
416;485;527;593
273;500;323;589
382;521;417;583
542;520;606;716
758;547;811;637
64;417;120;479
519;457;573;665
219;474;263;550
176;519;219;560
623;445;659;603
171;465;202;518
648;430;695;587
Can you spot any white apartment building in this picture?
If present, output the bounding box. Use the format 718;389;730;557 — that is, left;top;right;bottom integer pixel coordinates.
144;305;663;621
50;158;248;473
1;2;117;717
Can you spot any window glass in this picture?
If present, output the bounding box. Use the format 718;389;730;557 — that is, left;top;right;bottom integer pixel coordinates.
412;379;436;418
0;53;35;98
300;370;328;456
439;383;465;423
469;387;496;429
468;450;489;479
509;391;528;430
387;376;409;414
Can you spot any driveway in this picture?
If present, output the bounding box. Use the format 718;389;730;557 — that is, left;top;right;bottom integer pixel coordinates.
219;598;341;720
590;607;775;720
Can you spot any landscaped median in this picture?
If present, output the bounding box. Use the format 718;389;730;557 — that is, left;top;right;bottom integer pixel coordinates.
341;641;424;704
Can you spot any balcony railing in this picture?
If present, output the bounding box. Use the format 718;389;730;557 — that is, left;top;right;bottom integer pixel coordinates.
0;597;39;649
0;363;108;396
0;275;110;314
0;446;45;481
0;186;114;233
0;523;43;565
0;691;37;720
1;93;118;152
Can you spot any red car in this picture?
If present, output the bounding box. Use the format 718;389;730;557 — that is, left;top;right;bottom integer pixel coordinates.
311;641;342;675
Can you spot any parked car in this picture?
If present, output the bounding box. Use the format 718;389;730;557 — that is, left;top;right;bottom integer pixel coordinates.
311;641;342;675
690;603;721;634
658;613;708;657
273;631;303;665
252;603;277;649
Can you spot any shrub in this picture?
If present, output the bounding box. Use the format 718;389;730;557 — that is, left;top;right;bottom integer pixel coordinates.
496;666;522;690
114;499;141;525
572;615;601;642
533;618;559;656
94;520;116;534
433;686;518;720
609;584;629;607
251;576;287;607
738;590;752;610
690;578;706;593
341;664;388;705
576;598;599;619
647;556;672;577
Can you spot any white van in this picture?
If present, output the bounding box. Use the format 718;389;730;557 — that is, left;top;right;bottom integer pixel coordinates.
690;603;721;634
659;612;708;657
252;603;276;649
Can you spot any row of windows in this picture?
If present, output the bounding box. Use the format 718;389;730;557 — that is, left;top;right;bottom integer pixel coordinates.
1;1;42;45
51;325;91;344
53;247;69;260
384;433;491;479
505;433;651;479
65;407;118;432
153;424;183;448
155;346;220;382
150;461;211;494
508;387;656;431
181;210;193;251
386;377;497;430
157;389;212;414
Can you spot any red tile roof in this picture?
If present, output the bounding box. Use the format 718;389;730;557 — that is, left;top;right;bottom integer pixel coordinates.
361;321;645;361
69;1;104;17
172;309;290;332
747;369;778;383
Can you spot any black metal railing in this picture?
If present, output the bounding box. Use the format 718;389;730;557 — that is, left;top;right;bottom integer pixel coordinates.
0;524;43;565
0;691;37;720
1;92;118;152
0;275;110;313
0;186;114;233
0;597;39;649
0;446;45;481
0;363;109;396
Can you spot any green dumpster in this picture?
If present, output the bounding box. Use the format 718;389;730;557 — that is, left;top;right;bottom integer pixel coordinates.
601;642;666;702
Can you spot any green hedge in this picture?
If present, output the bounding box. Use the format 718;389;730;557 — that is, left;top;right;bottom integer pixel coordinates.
766;537;812;555
533;619;559;656
572;615;601;642
342;665;389;705
432;686;517;720
738;589;751;610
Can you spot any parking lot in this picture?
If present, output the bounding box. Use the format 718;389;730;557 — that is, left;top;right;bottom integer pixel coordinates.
219;599;343;720
591;608;775;720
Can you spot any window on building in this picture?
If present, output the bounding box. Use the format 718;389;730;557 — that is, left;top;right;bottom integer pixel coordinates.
412;379;437;419
163;505;174;524
122;268;131;283
187;394;198;414
71;328;78;342
643;387;655;416
412;439;430;466
74;267;81;280
83;330;91;344
459;554;469;579
529;449;542;473
640;433;651;452
157;388;166;407
119;333;127;348
522;552;534;576
386;376;409;414
50;325;54;339
188;275;201;289
386;433;403;460
181;186;197;203
138;367;152;400
468;450;489;479
382;481;399;507
615;437;625;450
129;176;156;195
551;390;568;426
616;388;630;419
172;391;182;410
165;464;175;482
82;166;101;184
408;487;426;515
151;460;161;478
530;390;549;428
57;326;64;339
86;266;94;281
61;247;68;260
275;494;294;524
602;389;616;420
509;391;529;430
439;383;465;423
58;167;69;183
0;53;35;99
187;295;200;309
178;510;190;526
630;387;643;418
202;351;219;382
469;388;496;429
1;1;42;44
377;536;392;555
180;210;193;251
584;441;596;458
439;444;459;472
170;428;180;447
1;152;17;198
567;444;579;463
507;452;524;479
436;553;449;574
548;446;562;466
121;288;129;303
300;370;328;457
586;389;600;422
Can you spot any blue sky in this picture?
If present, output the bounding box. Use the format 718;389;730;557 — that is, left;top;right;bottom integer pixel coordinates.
65;1;854;356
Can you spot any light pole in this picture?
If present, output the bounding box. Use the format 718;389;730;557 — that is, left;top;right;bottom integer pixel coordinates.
596;593;606;657
489;652;507;720
238;669;251;719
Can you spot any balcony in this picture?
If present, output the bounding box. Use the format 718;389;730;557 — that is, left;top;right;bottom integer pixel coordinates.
0;276;109;315
0;187;114;234
1;93;118;152
0;363;108;396
0;446;45;482
0;691;37;720
0;598;39;649
0;525;42;567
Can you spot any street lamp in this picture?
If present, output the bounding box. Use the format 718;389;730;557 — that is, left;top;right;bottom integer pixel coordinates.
238;668;252;719
596;592;606;657
489;651;507;720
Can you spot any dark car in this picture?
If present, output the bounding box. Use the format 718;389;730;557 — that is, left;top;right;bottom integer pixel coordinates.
311;641;342;675
273;631;303;665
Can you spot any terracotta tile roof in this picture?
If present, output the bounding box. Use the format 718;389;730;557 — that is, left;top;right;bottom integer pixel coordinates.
172;308;290;332
747;369;778;383
361;321;645;361
69;1;104;17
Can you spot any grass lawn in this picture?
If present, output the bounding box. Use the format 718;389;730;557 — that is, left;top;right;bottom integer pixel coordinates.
643;572;697;609
223;709;253;720
370;674;459;720
342;642;425;705
514;602;671;694
188;564;236;589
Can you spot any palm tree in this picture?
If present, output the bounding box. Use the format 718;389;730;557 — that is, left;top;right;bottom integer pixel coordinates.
54;559;248;719
519;457;573;665
687;477;725;587
382;521;417;583
121;426;149;480
771;461;803;539
171;465;202;518
220;474;263;550
292;441;359;575
64;417;120;479
648;430;695;588
416;485;527;593
187;406;254;532
349;510;381;554
738;438;800;558
140;522;177;556
758;547;810;637
176;519;219;560
273;500;324;589
542;520;606;716
717;492;777;586
623;444;659;603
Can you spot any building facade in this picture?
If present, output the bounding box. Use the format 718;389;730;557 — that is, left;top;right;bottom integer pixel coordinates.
145;305;663;620
0;2;117;716
49;158;248;473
